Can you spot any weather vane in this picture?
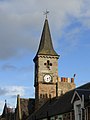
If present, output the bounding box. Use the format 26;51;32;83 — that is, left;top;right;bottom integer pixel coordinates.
44;10;49;19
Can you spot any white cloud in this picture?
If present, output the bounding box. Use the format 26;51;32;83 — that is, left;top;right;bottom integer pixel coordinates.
0;100;4;115
7;86;25;97
0;101;4;109
0;86;25;97
0;85;34;115
0;0;90;115
1;63;33;73
0;0;90;60
1;64;17;71
65;28;81;46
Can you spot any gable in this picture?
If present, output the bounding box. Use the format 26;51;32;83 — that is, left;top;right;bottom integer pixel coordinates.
71;91;81;104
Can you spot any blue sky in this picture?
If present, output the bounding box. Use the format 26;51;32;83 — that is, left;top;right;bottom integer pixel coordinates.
0;0;90;114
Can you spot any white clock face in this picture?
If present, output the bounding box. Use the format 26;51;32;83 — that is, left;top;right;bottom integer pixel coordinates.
44;74;51;83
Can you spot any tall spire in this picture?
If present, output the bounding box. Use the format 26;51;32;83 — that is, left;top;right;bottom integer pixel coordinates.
34;18;59;60
2;100;8;117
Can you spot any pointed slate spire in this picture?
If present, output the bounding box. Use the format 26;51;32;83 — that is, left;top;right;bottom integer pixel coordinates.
34;18;59;61
2;100;8;117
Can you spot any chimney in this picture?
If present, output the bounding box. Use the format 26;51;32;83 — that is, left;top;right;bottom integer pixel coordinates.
61;77;64;82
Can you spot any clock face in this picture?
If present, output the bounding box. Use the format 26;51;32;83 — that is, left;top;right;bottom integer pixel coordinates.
44;74;52;83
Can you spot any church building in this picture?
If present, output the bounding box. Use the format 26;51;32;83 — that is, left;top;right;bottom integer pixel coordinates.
0;17;90;120
33;17;76;110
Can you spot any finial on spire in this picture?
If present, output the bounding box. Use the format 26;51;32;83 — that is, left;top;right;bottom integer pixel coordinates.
5;100;7;103
44;9;49;19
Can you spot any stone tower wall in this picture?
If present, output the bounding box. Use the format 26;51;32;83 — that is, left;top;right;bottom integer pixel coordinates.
38;56;58;83
35;55;59;109
58;77;76;96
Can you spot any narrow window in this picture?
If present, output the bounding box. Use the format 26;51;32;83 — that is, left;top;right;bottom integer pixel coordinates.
40;94;42;98
49;94;51;98
45;93;48;98
43;94;45;98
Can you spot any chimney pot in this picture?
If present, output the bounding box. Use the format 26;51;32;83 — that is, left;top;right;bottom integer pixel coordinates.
71;78;74;83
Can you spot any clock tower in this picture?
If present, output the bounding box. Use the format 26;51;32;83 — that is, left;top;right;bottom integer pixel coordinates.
33;18;59;110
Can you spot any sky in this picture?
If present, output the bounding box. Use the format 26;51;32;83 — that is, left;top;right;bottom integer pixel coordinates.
0;0;90;114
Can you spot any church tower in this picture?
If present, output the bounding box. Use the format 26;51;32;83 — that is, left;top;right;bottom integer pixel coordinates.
33;18;59;109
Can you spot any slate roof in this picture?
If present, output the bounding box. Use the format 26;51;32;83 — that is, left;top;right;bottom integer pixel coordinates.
27;82;90;120
78;82;90;89
27;90;74;120
34;19;59;61
76;89;90;108
76;89;90;101
15;95;35;120
1;102;14;120
2;101;7;118
20;98;35;118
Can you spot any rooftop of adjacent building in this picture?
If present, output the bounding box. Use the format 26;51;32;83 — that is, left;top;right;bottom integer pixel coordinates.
27;82;90;120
